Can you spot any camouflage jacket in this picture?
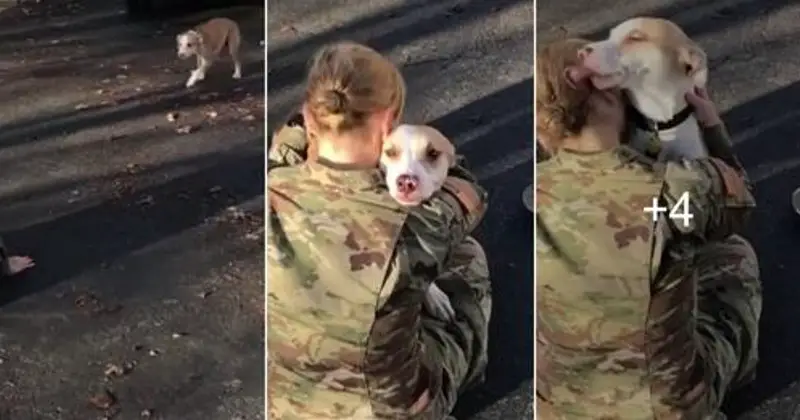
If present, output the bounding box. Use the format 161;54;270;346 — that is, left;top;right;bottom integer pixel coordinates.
267;119;487;419
536;145;756;419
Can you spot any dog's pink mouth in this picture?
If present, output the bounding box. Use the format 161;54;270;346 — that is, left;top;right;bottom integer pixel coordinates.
393;192;424;206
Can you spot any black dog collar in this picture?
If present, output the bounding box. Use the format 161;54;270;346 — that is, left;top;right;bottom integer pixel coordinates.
626;102;694;132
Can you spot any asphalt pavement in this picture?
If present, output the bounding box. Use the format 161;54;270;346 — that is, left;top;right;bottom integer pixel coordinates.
539;0;800;418
268;1;534;418
0;1;265;419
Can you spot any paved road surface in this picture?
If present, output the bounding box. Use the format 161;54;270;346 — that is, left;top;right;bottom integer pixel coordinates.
268;1;534;418
0;1;265;419
540;0;800;418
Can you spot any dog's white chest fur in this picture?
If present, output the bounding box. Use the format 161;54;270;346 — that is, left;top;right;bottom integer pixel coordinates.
629;116;707;161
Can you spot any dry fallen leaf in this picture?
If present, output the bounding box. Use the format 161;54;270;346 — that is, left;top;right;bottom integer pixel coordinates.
166;112;179;122
136;195;155;206
176;125;193;134
242;114;256;122
141;409;153;418
75;103;90;110
206;110;218;119
280;25;298;34
88;390;116;410
104;363;125;378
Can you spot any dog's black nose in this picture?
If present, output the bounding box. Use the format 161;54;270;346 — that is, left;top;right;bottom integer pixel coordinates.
396;174;419;194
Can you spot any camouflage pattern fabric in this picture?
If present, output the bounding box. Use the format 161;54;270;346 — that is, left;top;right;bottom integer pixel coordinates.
536;144;759;419
267;120;491;419
635;123;761;419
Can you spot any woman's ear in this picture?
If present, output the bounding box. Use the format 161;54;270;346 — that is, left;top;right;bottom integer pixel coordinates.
376;108;396;139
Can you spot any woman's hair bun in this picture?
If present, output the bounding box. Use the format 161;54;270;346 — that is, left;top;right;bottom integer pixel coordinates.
322;89;347;114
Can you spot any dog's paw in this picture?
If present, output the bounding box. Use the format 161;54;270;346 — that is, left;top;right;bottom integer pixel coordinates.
185;78;197;88
232;71;242;79
424;283;455;322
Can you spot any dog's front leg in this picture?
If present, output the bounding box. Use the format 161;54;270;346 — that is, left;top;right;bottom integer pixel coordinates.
186;56;211;88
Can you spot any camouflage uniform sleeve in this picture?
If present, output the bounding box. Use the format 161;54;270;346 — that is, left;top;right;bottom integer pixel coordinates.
365;209;454;417
364;160;487;417
701;122;749;181
437;155;489;237
267;113;309;169
662;157;756;241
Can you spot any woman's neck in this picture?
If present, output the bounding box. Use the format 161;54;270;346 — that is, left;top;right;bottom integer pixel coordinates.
562;123;621;153
316;134;379;168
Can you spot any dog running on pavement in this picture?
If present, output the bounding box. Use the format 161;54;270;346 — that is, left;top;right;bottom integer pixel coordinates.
176;17;243;88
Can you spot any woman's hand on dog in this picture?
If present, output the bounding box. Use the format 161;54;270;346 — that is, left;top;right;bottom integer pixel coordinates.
686;87;723;128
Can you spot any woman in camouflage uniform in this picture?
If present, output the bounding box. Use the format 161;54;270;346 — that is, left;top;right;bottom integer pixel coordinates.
267;42;492;419
535;38;761;419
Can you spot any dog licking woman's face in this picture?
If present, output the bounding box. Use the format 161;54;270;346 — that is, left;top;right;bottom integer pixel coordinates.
536;38;625;152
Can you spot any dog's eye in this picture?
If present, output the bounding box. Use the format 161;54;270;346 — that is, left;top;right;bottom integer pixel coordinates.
426;148;441;161
384;147;399;159
626;31;645;42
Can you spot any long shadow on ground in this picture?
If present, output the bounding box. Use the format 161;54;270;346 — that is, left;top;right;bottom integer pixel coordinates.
435;79;534;418
722;81;800;417
0;145;264;307
266;0;527;129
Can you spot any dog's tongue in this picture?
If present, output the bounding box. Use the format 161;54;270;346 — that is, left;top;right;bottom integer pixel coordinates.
566;66;595;85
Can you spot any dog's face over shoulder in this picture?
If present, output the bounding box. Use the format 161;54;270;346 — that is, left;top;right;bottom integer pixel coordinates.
176;31;201;59
380;124;455;207
578;17;708;92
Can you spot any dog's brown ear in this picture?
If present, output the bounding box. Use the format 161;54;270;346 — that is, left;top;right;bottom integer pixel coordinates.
439;139;456;168
678;44;708;86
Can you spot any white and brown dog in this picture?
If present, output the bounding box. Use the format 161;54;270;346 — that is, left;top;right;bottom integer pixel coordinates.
380;124;458;322
176;17;243;88
578;17;709;161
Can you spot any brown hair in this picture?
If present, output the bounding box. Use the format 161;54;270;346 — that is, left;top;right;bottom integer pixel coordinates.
303;42;406;138
536;38;593;153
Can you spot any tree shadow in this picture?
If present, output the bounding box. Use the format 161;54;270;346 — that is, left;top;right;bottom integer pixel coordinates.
0;141;264;307
267;0;527;130
0;1;264;149
720;80;800;417
543;0;792;44
427;79;534;418
0;64;263;149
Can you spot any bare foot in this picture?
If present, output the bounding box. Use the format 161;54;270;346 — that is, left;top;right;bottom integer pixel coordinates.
7;256;35;275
